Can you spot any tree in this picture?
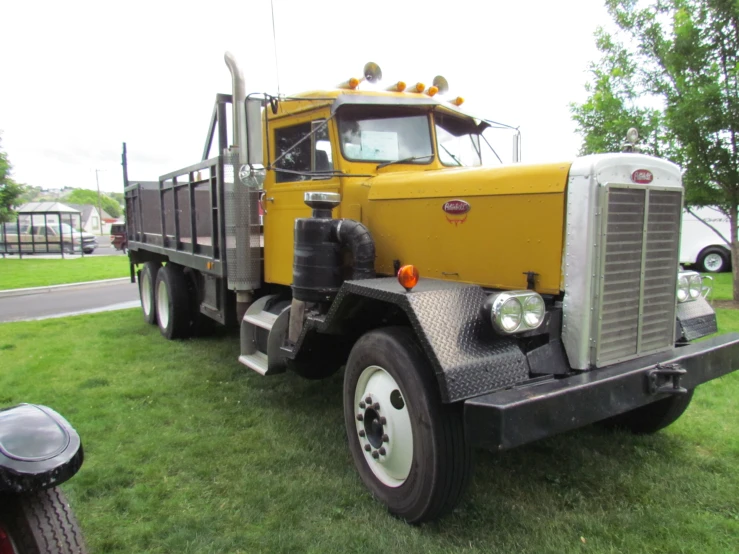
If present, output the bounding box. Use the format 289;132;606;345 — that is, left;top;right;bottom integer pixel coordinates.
64;188;122;219
0;135;27;224
571;0;739;299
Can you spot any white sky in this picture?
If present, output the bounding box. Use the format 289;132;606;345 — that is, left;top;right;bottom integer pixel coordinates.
0;0;609;193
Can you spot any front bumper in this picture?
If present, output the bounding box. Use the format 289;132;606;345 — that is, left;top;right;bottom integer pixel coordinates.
464;333;739;451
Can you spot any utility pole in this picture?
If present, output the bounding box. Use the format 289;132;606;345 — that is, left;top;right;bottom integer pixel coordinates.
95;169;104;235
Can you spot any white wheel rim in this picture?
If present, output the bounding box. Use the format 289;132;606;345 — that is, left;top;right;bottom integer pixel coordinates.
354;365;413;487
141;272;152;316
704;253;723;271
157;279;170;329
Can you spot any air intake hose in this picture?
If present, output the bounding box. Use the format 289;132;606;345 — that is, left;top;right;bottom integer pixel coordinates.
292;217;375;303
332;219;375;280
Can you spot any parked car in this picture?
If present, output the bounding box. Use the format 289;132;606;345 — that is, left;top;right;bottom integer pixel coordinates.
680;206;732;272
110;223;127;252
0;222;97;255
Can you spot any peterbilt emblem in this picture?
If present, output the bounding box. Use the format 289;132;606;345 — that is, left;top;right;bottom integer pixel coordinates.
443;199;470;225
443;200;471;215
631;169;653;184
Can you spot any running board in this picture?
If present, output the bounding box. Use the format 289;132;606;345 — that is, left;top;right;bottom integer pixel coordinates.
238;352;269;375
239;295;287;376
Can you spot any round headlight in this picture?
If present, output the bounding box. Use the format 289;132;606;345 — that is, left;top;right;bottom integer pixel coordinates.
677;275;689;302
499;298;523;333
523;295;545;328
688;274;702;300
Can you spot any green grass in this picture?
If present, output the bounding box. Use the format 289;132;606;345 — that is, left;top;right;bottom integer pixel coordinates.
1;311;738;553
0;257;129;290
706;272;732;301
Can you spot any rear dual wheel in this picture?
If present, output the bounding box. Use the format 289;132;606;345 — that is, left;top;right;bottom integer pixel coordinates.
138;262;160;325
343;327;472;523
155;264;191;340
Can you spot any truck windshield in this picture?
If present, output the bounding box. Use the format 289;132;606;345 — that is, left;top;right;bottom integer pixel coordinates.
435;112;482;167
338;107;433;163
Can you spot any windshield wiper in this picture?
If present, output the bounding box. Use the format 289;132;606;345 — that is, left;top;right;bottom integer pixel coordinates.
439;144;463;166
376;154;433;170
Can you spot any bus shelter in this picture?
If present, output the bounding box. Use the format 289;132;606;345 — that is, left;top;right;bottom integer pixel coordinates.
0;202;85;258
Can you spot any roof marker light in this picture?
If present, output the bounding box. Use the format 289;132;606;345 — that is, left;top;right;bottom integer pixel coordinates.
427;85;439;97
450;96;465;106
386;81;406;92
413;82;425;93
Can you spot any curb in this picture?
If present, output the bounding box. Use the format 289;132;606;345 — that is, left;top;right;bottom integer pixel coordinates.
0;278;132;299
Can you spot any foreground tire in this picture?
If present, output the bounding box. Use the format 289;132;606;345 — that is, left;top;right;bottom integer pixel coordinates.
139;262;160;325
599;390;695;434
0;487;86;554
697;247;730;273
343;327;472;523
155;264;191;340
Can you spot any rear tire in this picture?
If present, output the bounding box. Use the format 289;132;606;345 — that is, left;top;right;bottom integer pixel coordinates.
139;262;160;325
697;247;730;273
343;327;472;523
155;264;191;340
0;487;87;554
599;390;694;434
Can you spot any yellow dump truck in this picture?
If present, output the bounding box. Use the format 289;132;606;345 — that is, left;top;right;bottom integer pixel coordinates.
123;53;739;523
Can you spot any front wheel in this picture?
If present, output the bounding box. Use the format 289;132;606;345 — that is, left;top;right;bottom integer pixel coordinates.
343;327;472;523
0;487;87;554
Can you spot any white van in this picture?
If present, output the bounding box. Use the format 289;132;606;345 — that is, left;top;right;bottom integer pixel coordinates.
680;206;732;272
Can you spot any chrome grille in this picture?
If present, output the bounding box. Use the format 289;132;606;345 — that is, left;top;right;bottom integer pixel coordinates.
596;187;682;366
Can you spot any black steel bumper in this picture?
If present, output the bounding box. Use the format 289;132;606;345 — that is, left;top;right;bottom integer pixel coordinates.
464;333;739;451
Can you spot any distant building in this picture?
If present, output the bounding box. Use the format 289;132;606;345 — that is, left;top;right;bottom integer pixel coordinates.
66;204;115;234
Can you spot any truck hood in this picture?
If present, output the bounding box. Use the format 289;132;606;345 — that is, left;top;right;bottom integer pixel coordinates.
362;162;572;295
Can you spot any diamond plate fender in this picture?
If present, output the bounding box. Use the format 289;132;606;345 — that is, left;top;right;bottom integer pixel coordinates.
676;297;718;341
290;277;530;402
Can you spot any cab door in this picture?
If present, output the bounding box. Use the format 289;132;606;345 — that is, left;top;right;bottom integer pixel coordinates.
263;112;339;286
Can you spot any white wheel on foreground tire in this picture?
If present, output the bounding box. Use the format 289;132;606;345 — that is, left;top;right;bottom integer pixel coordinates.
354;365;413;487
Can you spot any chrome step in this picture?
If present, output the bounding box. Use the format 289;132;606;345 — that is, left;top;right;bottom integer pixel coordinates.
243;311;278;330
238;352;269;375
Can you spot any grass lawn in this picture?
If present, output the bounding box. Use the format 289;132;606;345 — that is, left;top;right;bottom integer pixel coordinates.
0;257;129;290
1;311;738;553
706;272;732;301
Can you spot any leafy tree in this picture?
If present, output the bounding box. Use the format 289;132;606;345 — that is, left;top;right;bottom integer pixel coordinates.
64;188;122;219
0;136;27;224
571;0;739;299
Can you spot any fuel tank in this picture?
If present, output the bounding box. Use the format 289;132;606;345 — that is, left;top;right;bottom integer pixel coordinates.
362;162;571;295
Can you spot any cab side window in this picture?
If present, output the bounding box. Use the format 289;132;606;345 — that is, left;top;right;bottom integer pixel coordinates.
274;120;333;183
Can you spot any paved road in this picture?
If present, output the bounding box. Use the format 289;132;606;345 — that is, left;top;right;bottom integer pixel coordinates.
0;281;140;323
0;243;125;259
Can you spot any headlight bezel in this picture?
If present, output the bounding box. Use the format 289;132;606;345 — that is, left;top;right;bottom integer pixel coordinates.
484;290;547;335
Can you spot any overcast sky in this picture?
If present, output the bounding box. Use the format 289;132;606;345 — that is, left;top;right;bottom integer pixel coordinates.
1;0;609;193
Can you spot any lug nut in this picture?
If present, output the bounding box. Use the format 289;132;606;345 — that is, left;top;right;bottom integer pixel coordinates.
356;414;363;421
382;434;389;442
365;396;372;404
371;450;380;459
359;401;366;409
372;402;380;410
359;430;366;437
364;444;371;452
379;417;387;425
379;447;386;455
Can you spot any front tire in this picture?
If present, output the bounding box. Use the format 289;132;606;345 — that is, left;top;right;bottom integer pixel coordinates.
0;487;87;554
599;390;694;434
343;327;472;523
155;264;191;340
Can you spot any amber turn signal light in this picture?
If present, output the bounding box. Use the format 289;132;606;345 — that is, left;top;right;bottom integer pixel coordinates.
397;265;419;291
